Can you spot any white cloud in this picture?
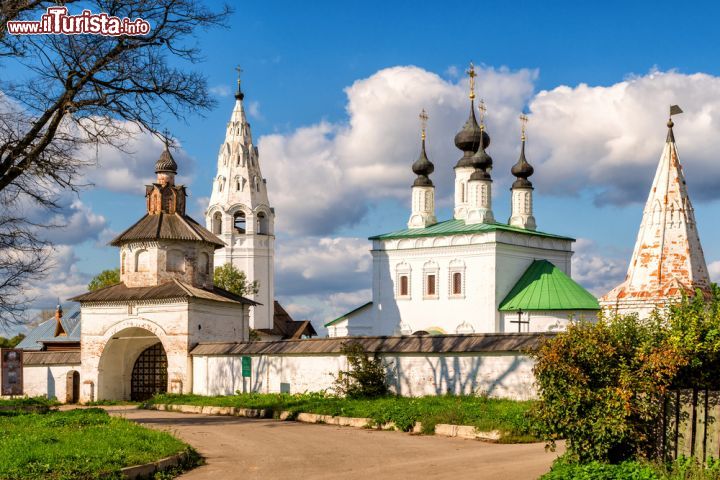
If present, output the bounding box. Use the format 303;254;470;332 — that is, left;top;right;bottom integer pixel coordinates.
260;67;720;237
210;84;232;97
709;261;720;283
528;71;720;205
23;245;91;310
275;236;371;296
80;123;195;194
248;100;262;119
571;238;628;296
260;65;537;235
280;289;373;337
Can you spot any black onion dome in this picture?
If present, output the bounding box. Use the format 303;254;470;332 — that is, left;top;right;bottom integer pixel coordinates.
155;147;178;174
454;102;490;168
511;139;534;188
412;139;434;187
470;138;493;172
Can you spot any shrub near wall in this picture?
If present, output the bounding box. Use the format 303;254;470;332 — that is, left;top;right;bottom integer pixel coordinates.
532;288;720;465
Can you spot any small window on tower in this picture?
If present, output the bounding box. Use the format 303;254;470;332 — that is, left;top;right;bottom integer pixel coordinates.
212;212;222;235
234;211;246;233
257;212;268;235
235;178;241;191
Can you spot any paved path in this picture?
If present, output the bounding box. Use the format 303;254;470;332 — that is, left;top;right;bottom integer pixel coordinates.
109;407;562;480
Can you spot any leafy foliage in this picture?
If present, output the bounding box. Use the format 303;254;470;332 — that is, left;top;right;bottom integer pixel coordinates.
334;342;391;399
87;268;120;291
532;287;720;464
213;264;258;297
542;456;720;480
0;333;25;348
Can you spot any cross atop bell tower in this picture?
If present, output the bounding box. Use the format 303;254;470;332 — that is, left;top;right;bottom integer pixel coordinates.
205;69;275;330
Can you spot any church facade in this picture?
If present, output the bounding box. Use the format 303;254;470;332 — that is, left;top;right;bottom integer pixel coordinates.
326;67;600;337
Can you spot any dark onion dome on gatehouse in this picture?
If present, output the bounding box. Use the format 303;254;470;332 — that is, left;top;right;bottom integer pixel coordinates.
155;143;178;174
511;136;534;188
412;135;435;187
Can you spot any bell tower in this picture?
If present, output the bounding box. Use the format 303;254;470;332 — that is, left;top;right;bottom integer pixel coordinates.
205;68;275;330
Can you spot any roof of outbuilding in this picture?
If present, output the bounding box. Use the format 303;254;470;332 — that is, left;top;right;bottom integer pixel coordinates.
369;219;574;241
324;301;372;327
110;212;224;247
499;260;600;311
256;301;318;339
23;351;81;365
16;308;81;351
69;279;258;305
190;332;553;356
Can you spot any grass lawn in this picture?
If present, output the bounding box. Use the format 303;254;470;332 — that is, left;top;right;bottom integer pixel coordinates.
0;408;196;480
148;393;537;441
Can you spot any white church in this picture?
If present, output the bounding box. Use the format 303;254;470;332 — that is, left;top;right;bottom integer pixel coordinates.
326;66;599;337
11;67;713;403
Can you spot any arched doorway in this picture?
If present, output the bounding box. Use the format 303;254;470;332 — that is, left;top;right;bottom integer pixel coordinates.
130;342;168;401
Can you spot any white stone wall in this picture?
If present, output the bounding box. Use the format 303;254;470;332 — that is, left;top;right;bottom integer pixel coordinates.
22;364;80;401
192;351;538;401
500;310;599;333
367;231;573;336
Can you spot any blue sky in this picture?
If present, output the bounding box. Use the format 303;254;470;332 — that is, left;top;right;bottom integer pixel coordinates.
5;0;720;329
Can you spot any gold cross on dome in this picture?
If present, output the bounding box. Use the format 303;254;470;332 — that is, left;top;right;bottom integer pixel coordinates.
235;65;243;88
162;128;173;150
477;99;487;129
466;62;476;100
519;113;529;141
419;109;429;140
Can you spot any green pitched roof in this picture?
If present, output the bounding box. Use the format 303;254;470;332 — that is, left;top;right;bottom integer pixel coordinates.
324;302;372;327
369;219;574;241
499;260;600;311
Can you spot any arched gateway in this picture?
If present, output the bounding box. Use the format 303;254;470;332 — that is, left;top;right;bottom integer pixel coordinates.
131;343;168;401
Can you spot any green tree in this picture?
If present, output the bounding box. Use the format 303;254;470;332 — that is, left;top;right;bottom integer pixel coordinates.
213;264;258;297
88;269;120;291
333;342;392;398
0;334;25;348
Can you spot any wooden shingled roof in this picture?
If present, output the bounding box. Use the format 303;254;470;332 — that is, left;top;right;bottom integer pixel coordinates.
23;351;80;365
190;332;553;356
70;279;258;305
110;213;224;247
256;301;318;339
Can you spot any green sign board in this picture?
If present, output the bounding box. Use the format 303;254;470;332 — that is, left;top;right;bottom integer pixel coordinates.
241;356;251;378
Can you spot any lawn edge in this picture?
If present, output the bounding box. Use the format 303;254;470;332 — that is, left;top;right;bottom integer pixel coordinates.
147;403;506;442
120;449;194;479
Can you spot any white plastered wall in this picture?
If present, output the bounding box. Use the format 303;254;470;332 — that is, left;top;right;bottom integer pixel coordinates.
21;364;80;401
192;351;537;401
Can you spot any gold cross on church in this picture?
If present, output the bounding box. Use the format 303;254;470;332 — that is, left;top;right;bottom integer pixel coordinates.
466;62;476;100
419;109;429;140
519;113;528;141
477;99;487;129
235;65;243;88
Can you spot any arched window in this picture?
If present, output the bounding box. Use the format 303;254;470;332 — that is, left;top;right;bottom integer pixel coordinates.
234;211;246;233
198;252;210;275
166;249;185;273
212;212;222;235
400;275;409;296
218;176;224;192
452;272;462;295
135;249;150;272
121;252;126;274
235;177;241;191
257;212;268;235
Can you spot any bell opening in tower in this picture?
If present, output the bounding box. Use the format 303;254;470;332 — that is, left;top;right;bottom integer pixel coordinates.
234;211;246;233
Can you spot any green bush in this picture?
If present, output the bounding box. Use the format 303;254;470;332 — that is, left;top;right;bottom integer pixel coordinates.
333;342;391;398
532;287;720;464
542;456;720;480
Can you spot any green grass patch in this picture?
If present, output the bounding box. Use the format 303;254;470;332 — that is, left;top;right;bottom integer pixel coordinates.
0;396;59;408
541;456;720;480
148;392;537;440
0;408;196;479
